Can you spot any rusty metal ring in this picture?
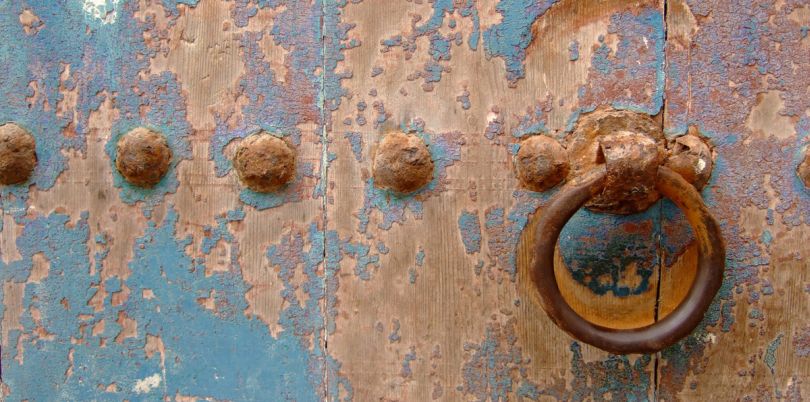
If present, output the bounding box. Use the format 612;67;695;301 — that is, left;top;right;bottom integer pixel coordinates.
532;165;725;354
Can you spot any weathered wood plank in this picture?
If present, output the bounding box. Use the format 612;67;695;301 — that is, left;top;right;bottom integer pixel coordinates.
659;0;810;399
1;1;333;399
326;0;665;400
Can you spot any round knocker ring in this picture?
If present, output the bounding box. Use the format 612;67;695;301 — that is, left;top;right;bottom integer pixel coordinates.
532;165;725;354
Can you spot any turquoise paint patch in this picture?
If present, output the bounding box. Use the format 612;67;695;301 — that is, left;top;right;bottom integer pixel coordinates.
568;40;579;61
482;0;560;83
578;7;666;115
512;104;552;138
388;319;402;343
567;342;652;400
341;238;381;280
558;206;660;296
458;210;482;254
0;207;328;400
378;0;481;88
344;131;364;161
765;334;784;374
482;191;548;281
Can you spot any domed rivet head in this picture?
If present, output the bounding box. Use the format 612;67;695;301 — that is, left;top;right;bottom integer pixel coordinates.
514;135;569;192
372;132;434;194
233;132;296;193
664;130;714;190
0;123;37;185
798;148;810;189
115;127;172;188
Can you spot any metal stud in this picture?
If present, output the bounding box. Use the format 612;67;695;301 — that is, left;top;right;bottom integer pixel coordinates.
664;129;714;190
514;135;569;192
372;132;434;194
115;127;172;188
0;123;37;185
798;147;810;189
232;132;296;193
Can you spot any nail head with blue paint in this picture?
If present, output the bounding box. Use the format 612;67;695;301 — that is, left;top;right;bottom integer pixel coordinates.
798;147;810;189
233;131;297;193
0;123;37;185
115;127;172;188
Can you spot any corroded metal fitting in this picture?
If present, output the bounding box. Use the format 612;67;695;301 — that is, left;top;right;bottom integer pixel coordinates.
372;132;434;194
515;135;569;192
115;127;172;188
563;110;714;214
664;129;714;190
566;110;665;214
590;131;664;214
0;123;37;185
798;147;810;189
233;132;297;193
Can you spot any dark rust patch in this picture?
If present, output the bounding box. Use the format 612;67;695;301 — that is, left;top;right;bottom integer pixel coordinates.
233;132;297;193
0;123;37;185
372;132;434;194
514;135;569;192
665;128;714;190
115;127;172;188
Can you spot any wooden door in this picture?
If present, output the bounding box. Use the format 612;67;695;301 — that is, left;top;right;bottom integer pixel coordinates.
1;0;809;401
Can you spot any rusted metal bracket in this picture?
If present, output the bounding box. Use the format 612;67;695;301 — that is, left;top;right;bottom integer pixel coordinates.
516;110;715;215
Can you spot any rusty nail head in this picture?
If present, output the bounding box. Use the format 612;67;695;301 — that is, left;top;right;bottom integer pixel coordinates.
233;132;296;193
514;135;569;192
372;132;434;194
115;127;172;188
798;147;810;189
0;123;37;185
664;129;714;190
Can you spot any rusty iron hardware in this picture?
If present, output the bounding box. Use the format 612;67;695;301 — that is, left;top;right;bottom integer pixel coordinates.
514;135;569;192
233;132;297;193
0;123;37;185
798;146;810;189
520;111;714;215
372;132;434;194
531;164;725;354
115;127;172;188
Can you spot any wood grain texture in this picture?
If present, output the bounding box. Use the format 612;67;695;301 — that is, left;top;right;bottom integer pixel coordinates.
658;1;810;400
1;1;330;399
3;0;807;400
327;1;664;400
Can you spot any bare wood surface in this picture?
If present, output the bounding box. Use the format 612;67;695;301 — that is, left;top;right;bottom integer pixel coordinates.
327;1;664;400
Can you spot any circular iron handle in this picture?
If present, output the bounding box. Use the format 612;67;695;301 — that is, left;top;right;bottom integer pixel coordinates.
532;165;725;354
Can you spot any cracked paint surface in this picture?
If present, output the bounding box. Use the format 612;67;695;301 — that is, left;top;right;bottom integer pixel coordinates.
2;0;809;400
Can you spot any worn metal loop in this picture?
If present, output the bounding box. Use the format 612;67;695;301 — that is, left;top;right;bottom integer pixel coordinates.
531;165;725;354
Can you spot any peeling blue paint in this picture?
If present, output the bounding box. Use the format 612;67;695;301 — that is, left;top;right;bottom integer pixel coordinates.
568;40;579;61
388;319;402;343
482;0;560;83
765;334;784;374
458;210;482;254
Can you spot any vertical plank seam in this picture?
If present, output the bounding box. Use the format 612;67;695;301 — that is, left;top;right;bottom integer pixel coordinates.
654;0;670;400
320;2;330;400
